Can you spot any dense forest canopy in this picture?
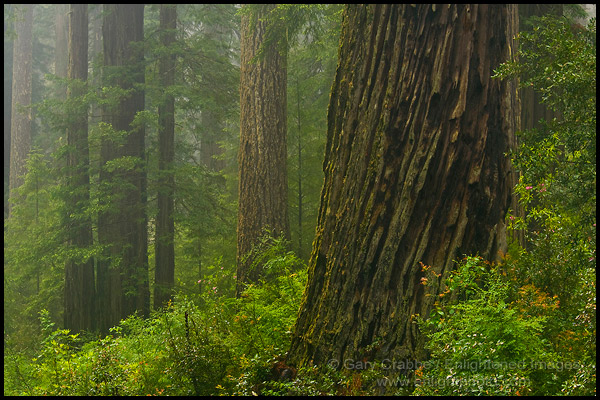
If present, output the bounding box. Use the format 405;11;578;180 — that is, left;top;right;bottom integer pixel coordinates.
4;4;596;396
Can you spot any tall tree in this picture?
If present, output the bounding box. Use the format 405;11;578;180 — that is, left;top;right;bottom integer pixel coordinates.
54;4;69;99
89;4;103;125
289;4;519;367
97;4;148;333
236;5;290;296
64;4;95;333
198;19;229;173
519;5;562;133
286;4;343;260
293;76;304;258
4;5;14;218
154;4;176;309
8;4;33;217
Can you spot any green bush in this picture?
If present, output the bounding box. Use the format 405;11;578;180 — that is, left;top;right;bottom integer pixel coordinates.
414;256;563;396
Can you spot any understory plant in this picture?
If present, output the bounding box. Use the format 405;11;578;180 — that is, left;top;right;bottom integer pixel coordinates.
3;236;310;396
414;256;565;396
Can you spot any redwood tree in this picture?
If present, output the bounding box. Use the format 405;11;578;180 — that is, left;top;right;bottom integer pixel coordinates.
154;4;176;309
289;4;519;367
54;4;69;99
519;5;562;133
237;5;290;296
97;4;149;333
64;4;95;333
9;4;33;217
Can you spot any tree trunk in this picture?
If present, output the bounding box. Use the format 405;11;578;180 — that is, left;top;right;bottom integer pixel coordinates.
154;4;176;309
295;76;303;260
289;4;519;368
196;8;236;173
9;4;33;217
199;109;226;172
54;4;70;99
97;4;148;333
519;4;562;133
236;5;290;296
64;4;95;333
89;4;103;125
4;5;14;218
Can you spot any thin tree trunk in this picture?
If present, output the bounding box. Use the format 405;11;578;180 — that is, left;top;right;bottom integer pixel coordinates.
154;4;176;309
64;4;95;333
295;76;303;259
236;5;290;296
289;4;519;368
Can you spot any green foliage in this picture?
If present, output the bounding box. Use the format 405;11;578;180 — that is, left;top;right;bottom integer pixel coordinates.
491;14;596;396
3;237;309;396
229;234;306;356
494;16;596;313
240;4;341;60
4;91;149;350
414;256;565;396
170;162;236;293
4;151;66;350
143;3;240;285
8;5;595;398
494;15;596;214
4;310;83;395
151;301;234;395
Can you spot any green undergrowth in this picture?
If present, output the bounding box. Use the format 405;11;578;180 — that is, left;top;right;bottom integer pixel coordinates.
413;255;595;396
3;236;410;396
3;236;388;396
4;236;303;395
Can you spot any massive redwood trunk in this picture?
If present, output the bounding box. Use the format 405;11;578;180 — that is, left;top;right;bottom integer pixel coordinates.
289;4;519;368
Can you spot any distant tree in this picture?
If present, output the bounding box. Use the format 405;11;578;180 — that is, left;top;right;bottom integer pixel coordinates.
54;4;69;99
89;4;103;126
286;4;342;260
9;4;33;217
236;5;290;296
154;4;177;309
4;5;14;218
97;4;149;333
518;5;563;134
289;4;519;368
63;4;95;334
198;20;229;173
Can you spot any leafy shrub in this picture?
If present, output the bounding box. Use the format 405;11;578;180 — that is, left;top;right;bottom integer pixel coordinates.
414;256;562;396
229;235;306;355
